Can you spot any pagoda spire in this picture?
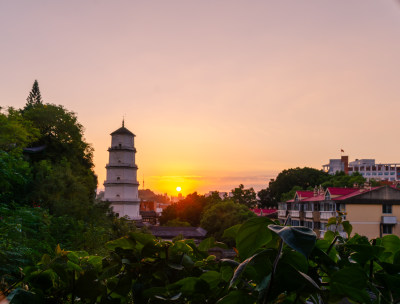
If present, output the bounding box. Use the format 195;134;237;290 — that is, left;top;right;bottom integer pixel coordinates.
122;117;125;128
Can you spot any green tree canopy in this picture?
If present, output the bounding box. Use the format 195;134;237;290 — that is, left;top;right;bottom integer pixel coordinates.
267;167;330;202
231;184;257;208
200;200;255;241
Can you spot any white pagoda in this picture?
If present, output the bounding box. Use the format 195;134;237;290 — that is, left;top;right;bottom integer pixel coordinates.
104;121;141;220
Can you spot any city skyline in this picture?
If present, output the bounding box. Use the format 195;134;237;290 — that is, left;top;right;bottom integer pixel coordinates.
2;1;400;195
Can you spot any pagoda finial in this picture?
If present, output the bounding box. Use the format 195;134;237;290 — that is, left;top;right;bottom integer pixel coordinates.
122;116;125;128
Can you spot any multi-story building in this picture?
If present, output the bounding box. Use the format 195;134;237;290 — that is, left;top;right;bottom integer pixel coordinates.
323;156;400;182
278;185;400;239
103;121;141;220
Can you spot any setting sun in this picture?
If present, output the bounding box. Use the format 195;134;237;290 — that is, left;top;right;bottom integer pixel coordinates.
176;186;182;192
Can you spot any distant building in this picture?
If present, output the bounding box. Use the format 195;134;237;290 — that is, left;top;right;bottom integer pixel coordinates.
103;121;141;220
323;156;400;182
278;185;400;239
149;226;207;243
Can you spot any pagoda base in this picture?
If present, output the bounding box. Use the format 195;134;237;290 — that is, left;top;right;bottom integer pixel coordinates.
110;201;142;220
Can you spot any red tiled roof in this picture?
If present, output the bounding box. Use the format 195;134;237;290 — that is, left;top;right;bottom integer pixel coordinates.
333;187;381;200
296;191;314;198
327;187;359;196
302;194;325;202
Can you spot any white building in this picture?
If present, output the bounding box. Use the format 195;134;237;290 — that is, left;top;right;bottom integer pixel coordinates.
103;121;141;220
323;156;400;182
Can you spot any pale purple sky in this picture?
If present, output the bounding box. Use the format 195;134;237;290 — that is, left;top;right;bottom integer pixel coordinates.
1;1;400;194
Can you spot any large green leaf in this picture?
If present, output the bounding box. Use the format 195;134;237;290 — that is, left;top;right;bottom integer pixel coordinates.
236;217;273;259
346;244;385;265
268;225;316;258
330;282;371;304
330;266;368;290
229;249;272;288
105;237;136;250
200;271;222;289
381;234;400;254
223;224;242;239
341;221;352;238
216;290;255;304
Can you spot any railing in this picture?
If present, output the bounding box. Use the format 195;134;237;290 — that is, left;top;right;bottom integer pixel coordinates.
289;210;300;218
278;210;287;217
320;211;336;220
305;211;313;218
106;163;138;168
108;146;136;151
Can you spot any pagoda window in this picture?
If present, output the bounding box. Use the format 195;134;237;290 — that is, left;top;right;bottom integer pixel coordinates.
117;177;120;181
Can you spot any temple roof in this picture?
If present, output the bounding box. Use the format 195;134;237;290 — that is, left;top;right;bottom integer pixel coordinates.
110;119;135;136
110;127;135;136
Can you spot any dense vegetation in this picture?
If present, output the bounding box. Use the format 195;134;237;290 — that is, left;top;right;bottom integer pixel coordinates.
4;215;400;303
0;81;137;296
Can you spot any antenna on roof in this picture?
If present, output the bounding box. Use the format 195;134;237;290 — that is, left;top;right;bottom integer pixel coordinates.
142;174;145;190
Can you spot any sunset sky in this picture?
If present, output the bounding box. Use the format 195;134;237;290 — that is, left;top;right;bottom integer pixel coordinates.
2;1;400;195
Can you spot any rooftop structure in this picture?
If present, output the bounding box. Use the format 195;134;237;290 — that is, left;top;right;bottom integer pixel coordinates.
323;156;400;182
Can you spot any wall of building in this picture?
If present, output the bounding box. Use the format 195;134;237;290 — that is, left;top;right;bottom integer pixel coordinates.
106;168;136;181
111;134;133;148
346;204;400;238
108;150;136;165
104;184;139;200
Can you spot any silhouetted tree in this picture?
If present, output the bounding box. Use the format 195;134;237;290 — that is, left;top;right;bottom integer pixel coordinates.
25;80;43;110
231;184;257;208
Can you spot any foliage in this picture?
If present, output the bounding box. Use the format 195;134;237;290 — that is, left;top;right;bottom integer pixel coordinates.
231;184;258;208
4;217;400;304
321;171;366;188
0;152;32;204
200;200;255;241
256;188;276;208
280;186;302;203
159;193;210;227
0;107;39;152
266;167;329;202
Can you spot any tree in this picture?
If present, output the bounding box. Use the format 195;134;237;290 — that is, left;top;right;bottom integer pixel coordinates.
321;171;366;188
266;167;329;202
0;107;39;152
200;200;255;240
231;184;257;208
25;80;43;110
159;192;209;226
257;188;276;208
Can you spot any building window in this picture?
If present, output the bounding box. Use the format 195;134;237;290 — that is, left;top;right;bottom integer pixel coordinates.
325;192;331;200
117;177;120;180
382;224;393;234
116;194;120;197
383;204;392;214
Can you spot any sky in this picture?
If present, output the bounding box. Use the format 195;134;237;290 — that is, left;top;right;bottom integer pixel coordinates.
1;1;400;195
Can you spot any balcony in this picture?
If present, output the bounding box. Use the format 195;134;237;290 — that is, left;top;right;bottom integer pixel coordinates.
382;216;397;224
289;210;300;218
278;210;287;217
108;146;136;152
106;163;138;169
305;211;313;218
320;211;336;220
